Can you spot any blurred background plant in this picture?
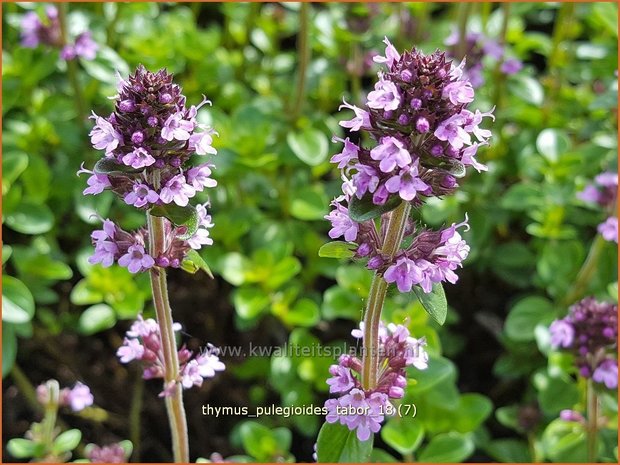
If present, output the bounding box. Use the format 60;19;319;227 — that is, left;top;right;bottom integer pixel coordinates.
2;2;617;462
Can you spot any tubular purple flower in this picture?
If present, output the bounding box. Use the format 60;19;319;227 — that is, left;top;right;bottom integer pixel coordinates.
159;174;196;207
118;244;155;273
89;112;123;154
367;79;401;111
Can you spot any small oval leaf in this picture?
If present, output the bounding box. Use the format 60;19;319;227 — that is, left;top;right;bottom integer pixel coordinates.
150;204;199;240
316;421;374;463
318;241;356;259
412;282;447;325
348;193;403;223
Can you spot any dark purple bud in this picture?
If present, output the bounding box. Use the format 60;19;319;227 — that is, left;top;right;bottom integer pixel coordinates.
140;106;150;115
159;93;173;104
436;67;447;79
170;258;181;268
394;375;407;388
579;366;591;377
410;98;422;110
446;146;459;158
430;145;443;156
156;256;170;267
422;89;432;100
357;243;371;257
415;117;430;133
397;114;410;125
383;110;394;119
154;159;166;169
441;175;457;189
388;386;404;398
400;69;413;82
119;99;136;112
169;157;182;168
603;327;614;339
367;255;383;270
147;116;159;127
131;131;145;144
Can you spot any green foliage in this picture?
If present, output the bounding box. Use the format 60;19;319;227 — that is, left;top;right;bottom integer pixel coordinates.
316;422;373;463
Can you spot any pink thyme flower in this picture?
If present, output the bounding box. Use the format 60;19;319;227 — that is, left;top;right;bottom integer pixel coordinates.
118;244;155;273
159;174;196;207
89;112;123;154
66;382;94;412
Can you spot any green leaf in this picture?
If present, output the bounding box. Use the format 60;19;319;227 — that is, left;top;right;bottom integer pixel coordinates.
418;432;474;462
280;298;320;327
290;186;328;220
485;439;531;462
149;204;199;240
318;241;356;259
536;129;570;163
534;373;580;415
381;418;424;455
504;296;556;341
93;157;142;175
7;438;38;459
322;286;361;321
316;421;374;462
238;421;289;461
78;304;116;335
5;202;54;234
453;394;493;432
181;249;214;278
2;324;17;378
2;150;28;194
233;287;270;319
287;127;329;166
2;275;35;324
412;283;447;325
508;74;544;105
52;429;82;454
542;419;588;462
80;45;130;85
407;355;455;393
348;193;402;223
2;244;13;265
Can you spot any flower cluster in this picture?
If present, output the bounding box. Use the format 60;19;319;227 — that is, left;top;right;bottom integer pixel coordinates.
36;380;94;412
324;323;428;441
20;5;98;61
578;171;618;243
549;297;618;389
445;29;522;88
326;38;488;292
117;315;225;396
80;65;217;272
86;444;128;463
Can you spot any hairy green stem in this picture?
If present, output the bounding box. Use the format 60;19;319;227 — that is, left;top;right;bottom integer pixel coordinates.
10;364;42;414
149;217;189;463
586;378;599;462
58;3;86;122
289;2;310;122
361;202;411;390
543;3;575;124
147;192;189;462
129;374;144;462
